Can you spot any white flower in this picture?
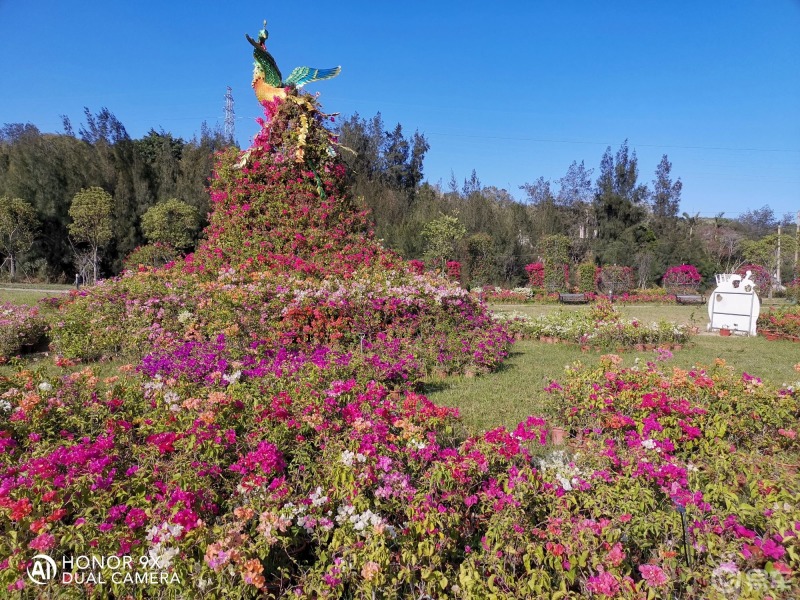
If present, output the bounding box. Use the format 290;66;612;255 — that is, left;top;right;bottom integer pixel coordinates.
641;438;657;450
310;487;328;507
340;450;355;466
0;399;11;413
148;546;179;569
38;381;53;393
177;310;193;323
222;370;242;385
407;439;426;451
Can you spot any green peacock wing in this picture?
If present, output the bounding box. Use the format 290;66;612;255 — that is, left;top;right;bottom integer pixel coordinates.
246;34;282;86
284;66;341;88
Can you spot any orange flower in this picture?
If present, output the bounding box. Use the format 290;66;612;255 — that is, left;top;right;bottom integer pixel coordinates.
19;392;41;412
234;507;255;521
361;561;381;581
241;558;265;588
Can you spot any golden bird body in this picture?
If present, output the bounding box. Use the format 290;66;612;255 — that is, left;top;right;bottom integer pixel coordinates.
252;76;288;104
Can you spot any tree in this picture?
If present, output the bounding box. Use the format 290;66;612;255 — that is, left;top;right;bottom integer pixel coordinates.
741;232;797;295
0;196;38;280
422;213;466;273
69;187;114;283
592;141;650;264
651;155;682;222
520;177;565;239
557;160;594;207
141;198;200;249
737;205;777;239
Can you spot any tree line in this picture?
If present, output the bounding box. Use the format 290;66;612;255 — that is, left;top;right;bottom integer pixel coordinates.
337;114;798;290
0;109;228;281
0;107;796;289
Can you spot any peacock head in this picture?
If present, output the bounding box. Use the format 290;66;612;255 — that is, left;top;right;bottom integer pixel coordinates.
257;20;269;44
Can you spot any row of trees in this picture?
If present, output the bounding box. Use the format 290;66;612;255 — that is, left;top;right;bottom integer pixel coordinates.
0;109;228;280
0;107;796;288
1;187;200;283
337;114;797;288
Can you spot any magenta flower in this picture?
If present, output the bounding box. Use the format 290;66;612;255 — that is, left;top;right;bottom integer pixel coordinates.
125;508;148;529
586;568;619;596
28;533;56;552
639;564;669;587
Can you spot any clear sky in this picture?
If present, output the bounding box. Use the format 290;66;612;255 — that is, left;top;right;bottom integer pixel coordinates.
1;1;798;220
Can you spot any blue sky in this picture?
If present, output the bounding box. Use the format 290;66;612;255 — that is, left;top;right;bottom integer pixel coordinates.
1;1;798;220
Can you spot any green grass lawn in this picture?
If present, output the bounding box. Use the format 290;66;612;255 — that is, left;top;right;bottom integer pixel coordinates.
426;303;800;433
0;283;71;305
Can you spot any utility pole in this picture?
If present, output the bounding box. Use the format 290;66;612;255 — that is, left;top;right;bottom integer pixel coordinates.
224;86;235;144
795;211;799;274
777;224;781;288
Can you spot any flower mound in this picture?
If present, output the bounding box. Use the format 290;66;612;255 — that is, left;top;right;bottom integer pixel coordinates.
48;93;512;380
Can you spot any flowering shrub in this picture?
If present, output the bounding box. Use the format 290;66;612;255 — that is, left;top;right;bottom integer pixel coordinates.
1;350;797;596
0;303;46;362
408;259;425;275
512;299;689;349
663;264;702;293
446;260;461;280
787;278;800;304
737;264;771;293
524;262;545;288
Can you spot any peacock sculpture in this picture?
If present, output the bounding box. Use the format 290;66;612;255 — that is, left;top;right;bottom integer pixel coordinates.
247;21;341;104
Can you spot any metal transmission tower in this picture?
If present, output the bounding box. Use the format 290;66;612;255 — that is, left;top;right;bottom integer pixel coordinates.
224;86;235;143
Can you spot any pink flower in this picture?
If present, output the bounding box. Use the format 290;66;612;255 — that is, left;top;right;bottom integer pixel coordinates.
639;564;669;587
606;542;626;566
586;568;619;596
29;533;56;552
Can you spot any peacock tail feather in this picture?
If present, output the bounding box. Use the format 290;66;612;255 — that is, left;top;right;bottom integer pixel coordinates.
284;66;342;88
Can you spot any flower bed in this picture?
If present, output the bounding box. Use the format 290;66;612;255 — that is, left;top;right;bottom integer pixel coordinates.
0;303;46;362
472;286;560;304
757;305;800;341
504;300;689;350
1;351;797;597
49;268;512;380
474;286;679;305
